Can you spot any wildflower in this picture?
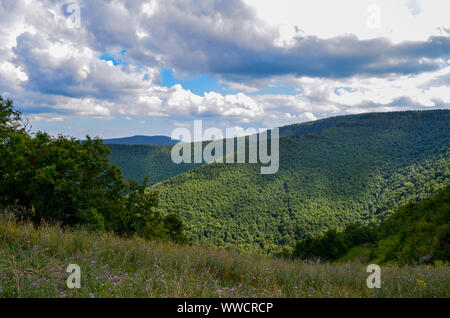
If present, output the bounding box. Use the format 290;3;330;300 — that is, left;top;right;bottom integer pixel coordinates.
89;293;95;298
0;289;3;293
417;279;427;288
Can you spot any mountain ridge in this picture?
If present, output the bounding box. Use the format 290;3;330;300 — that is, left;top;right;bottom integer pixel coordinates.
102;135;179;145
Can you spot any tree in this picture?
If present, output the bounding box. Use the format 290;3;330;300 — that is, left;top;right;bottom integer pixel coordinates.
0;96;187;244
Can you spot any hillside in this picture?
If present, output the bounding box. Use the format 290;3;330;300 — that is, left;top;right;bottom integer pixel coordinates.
0;213;448;298
371;184;450;264
293;185;450;264
150;110;450;253
103;135;179;145
108;144;201;185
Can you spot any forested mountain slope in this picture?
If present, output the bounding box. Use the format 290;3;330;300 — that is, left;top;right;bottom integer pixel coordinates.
151;110;450;253
292;184;450;264
108;144;201;185
371;184;450;264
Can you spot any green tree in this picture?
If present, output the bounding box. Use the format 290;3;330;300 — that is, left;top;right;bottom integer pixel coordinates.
0;96;187;244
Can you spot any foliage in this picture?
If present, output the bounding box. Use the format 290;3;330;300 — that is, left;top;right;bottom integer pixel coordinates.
292;224;377;261
0;96;186;244
108;144;200;185
293;185;450;264
371;184;450;264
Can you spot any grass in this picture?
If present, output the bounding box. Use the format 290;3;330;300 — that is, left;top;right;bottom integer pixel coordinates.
336;245;374;264
0;214;449;298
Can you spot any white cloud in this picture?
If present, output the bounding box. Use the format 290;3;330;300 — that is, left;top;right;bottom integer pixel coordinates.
27;114;65;122
244;0;450;44
0;0;448;136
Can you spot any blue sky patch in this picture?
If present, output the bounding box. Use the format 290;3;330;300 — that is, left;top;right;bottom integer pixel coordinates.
99;50;129;66
160;69;234;95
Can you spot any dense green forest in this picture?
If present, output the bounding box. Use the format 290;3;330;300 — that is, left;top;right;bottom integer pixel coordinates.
109;144;201;185
292;185;450;264
372;184;450;264
145;110;450;253
0;96;187;244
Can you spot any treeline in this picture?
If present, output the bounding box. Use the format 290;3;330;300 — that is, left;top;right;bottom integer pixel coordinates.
0;96;187;243
291;185;450;264
291;224;377;261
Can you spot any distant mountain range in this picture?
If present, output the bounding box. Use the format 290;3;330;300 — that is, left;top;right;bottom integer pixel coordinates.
102;135;179;145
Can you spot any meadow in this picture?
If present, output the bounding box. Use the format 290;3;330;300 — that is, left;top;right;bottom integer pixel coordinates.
1;213;448;298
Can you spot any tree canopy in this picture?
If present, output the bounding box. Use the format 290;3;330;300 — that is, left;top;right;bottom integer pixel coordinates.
0;96;187;244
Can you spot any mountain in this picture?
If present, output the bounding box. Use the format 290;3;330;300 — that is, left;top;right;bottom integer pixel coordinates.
108;144;200;185
146;110;450;253
102;135;179;145
107;115;354;184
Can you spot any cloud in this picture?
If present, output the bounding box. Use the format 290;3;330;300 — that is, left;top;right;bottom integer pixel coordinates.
0;0;448;137
94;0;450;80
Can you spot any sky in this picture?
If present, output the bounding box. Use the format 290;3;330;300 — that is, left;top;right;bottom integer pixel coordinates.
0;0;449;139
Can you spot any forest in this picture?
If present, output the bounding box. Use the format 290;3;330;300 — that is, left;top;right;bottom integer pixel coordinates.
292;184;449;264
145;110;450;253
